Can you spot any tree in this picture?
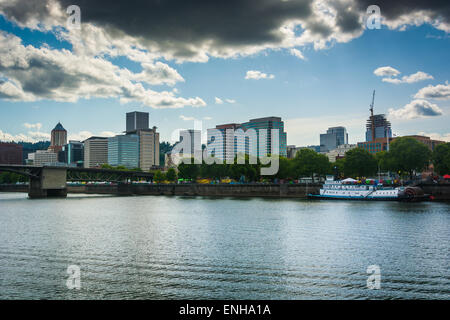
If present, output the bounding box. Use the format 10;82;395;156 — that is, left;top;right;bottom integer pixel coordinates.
166;168;177;182
343;148;377;178
433;142;450;175
177;158;200;180
333;158;345;178
159;141;174;166
291;149;331;182
153;170;165;183
388;137;431;179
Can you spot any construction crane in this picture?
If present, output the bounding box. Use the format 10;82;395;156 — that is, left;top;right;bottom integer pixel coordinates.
370;90;375;142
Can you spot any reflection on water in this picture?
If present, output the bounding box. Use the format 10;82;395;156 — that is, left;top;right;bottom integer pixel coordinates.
0;192;449;299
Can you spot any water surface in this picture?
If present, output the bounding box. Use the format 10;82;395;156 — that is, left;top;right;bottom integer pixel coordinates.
0;192;449;299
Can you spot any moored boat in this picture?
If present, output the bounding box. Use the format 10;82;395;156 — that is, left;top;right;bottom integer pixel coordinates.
308;177;430;201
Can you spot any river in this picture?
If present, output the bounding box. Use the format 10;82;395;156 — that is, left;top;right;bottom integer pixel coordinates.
0;192;449;299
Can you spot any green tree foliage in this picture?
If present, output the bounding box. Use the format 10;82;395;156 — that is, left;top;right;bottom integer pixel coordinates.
432;142;450;175
0;172;27;184
159;141;173;166
333;158;345;178
153;170;165;183
343;148;377;178
166;168;177;182
291;149;331;181
387;137;431;178
275;157;292;179
177;158;201;180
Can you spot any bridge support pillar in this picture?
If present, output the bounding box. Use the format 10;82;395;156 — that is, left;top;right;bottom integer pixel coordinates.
28;167;67;199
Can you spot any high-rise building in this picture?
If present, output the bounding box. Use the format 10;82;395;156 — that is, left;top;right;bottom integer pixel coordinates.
31;150;58;166
320;126;348;152
138;127;160;170
207;117;287;161
108;134;140;168
126;111;149;133
240;117;287;158
61;141;84;167
0;142;23;164
207;124;240;162
365;114;392;142
48;122;67;153
84;137;108;168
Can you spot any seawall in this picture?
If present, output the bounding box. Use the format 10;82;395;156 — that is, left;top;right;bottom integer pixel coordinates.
68;183;321;199
417;182;450;201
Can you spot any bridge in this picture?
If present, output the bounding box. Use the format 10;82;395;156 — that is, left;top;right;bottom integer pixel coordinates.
0;165;154;198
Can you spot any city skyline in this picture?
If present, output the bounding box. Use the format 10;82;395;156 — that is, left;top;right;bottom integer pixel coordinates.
0;1;449;147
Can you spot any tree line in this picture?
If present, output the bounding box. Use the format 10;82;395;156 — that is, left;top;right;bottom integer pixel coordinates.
155;137;450;182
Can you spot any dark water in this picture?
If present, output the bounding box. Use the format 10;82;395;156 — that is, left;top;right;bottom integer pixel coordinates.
0;192;449;300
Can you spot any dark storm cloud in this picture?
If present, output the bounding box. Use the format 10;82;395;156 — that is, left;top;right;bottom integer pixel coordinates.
57;0;313;46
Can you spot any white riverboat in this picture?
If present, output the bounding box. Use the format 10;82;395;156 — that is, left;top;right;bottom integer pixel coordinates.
308;177;428;201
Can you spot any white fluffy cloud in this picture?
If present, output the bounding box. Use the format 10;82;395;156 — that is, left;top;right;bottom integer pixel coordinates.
0;128;117;143
388;99;443;119
374;67;433;84
23;123;42;130
382;71;433;84
290;48;306;60
215;97;236;104
0;32;206;109
374;66;401;77
414;82;450;100
417;132;450;142
179;115;196;121
245;70;275;80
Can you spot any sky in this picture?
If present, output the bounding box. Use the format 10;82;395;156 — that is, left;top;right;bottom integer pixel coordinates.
0;0;449;146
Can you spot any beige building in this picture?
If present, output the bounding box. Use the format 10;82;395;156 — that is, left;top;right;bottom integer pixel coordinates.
84;137;108;168
138;127;160;171
28;150;58;166
325;144;357;162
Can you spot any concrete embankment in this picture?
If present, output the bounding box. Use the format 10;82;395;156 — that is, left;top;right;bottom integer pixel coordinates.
0;184;28;192
2;182;450;200
68;183;321;199
418;182;450;201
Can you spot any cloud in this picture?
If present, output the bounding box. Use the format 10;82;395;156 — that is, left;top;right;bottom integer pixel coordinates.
382;71;433;84
0;128;118;143
23;122;42;130
0;31;206;108
414;82;450;100
0;0;369;63
203;116;212;120
417;132;450;142
355;0;450;33
1;0;449;65
245;70;275;80
374;66;401;77
286;114;367;146
374;66;433;84
290;48;306;60
388;99;444;119
215;97;236;104
179;115;196;121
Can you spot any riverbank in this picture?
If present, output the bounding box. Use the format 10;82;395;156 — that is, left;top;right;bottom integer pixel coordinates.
2;182;450;200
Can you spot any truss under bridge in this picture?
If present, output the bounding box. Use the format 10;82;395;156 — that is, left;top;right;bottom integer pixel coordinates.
0;165;154;198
